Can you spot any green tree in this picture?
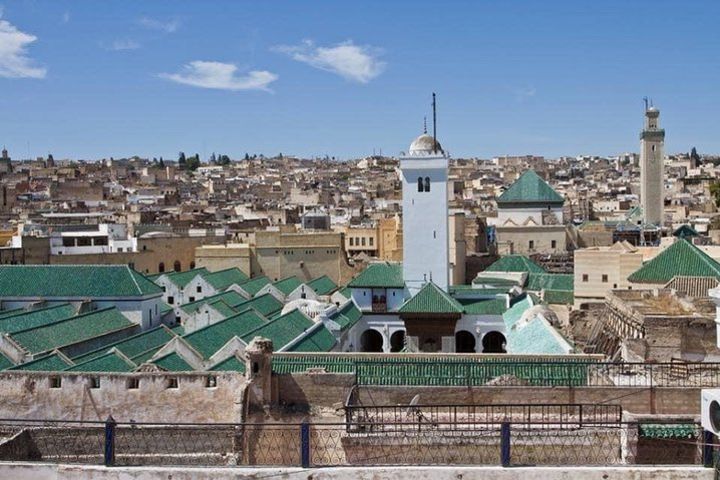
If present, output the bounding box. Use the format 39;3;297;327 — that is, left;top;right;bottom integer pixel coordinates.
711;182;720;208
159;157;165;168
178;152;186;168
244;153;250;161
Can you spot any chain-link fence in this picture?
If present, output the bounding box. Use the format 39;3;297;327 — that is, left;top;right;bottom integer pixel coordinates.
0;418;711;468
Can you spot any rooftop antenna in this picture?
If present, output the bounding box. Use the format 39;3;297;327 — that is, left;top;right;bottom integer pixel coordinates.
643;96;649;111
432;93;437;153
423;116;427;135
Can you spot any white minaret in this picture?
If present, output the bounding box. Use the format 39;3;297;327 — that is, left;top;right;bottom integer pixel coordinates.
640;104;665;226
400;114;449;295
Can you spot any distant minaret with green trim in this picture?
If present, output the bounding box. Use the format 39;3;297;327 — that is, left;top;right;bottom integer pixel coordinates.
640;102;665;226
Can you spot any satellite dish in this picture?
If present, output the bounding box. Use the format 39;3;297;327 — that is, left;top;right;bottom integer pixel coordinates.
406;394;421;416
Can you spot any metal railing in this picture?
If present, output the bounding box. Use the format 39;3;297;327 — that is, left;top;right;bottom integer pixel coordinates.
344;403;623;433
354;360;720;388
0;418;709;468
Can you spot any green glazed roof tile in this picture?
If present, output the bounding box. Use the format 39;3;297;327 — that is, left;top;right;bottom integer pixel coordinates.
457;298;507;315
628;239;720;284
71;326;176;363
286;325;337;352
152;352;193;371
639;424;698;439
348;263;405;289
399;282;464;314
161;268;209;288
208;355;246;372
241;309;314;350
183;309;266;359
0;265;162;297
0;304;76;333
66;351;135;372
203;268;249;291
233;293;283;317
308;275;338;295
273;276;304;295
10;352;73;371
180;290;247;314
485;255;546;274
240;276;271;296
497;170;564;205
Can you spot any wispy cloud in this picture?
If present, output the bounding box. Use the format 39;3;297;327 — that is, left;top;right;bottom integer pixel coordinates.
137;16;180;33
514;86;537;102
159;61;277;92
109;39;141;51
61;12;70;24
0;12;46;78
273;40;385;83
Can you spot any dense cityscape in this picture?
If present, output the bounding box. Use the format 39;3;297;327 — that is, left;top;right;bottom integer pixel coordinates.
2;2;720;479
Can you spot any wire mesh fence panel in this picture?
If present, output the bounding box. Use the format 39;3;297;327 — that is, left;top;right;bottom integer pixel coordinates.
242;424;302;466
0;421;104;464
512;428;627;465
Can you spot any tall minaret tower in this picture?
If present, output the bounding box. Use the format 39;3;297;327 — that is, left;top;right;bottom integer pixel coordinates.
400;95;450;294
640;102;665;226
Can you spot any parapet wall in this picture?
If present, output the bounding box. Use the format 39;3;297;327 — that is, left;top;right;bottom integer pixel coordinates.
0;371;247;423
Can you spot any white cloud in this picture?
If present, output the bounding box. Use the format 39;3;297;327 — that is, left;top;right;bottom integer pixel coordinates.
273;40;385;83
159;61;277;92
62;12;70;24
0;14;46;78
110;39;141;51
514;86;536;102
138;16;180;33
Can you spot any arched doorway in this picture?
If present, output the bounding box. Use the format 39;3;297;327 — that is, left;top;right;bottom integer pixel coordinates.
158;262;165;273
173;260;182;272
390;330;405;352
455;330;476;353
482;331;507;353
360;329;384;352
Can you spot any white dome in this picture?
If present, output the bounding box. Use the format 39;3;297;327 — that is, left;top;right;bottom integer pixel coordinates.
409;134;442;155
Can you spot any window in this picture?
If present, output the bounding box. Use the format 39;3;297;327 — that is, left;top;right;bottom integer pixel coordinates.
166;377;179;389
424;177;430;192
349;238;354;246
173;261;181;272
189;297;195;302
551;240;557;249
361;237;366;246
196;286;202;293
529;240;535;250
190;261;196;269
50;377;62;389
127;378;140;389
89;377;100;389
369;237;374;246
168;296;174;305
417;177;423;192
602;274;609;283
205;375;217;388
159;262;165;273
582;274;589;282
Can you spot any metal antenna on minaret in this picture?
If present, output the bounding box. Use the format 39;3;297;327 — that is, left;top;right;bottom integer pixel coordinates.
423;117;427;134
643;97;649;111
432;93;437;153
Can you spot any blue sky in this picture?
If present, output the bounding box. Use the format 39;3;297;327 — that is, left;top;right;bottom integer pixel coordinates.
1;1;719;161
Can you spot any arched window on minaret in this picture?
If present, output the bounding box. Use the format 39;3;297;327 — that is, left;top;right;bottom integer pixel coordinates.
424;177;431;192
417;177;423;192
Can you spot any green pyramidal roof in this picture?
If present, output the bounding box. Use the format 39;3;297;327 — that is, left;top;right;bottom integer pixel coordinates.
497;170;564;205
399;282;464;314
484;255;546;274
348;262;405;289
628;239;720;284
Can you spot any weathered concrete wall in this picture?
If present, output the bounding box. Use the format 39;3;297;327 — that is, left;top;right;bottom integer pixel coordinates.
0;464;712;480
0;371;247;422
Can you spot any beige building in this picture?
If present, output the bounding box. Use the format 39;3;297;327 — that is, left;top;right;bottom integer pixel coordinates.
344;226;379;257
194;243;252;275
573;241;644;306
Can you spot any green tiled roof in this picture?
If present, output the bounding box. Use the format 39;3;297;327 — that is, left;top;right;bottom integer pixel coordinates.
233;293;283;317
130;347;162;364
337;287;351;299
308;275;338;295
183;309;266;359
0;304;76;333
526;273;574;292
0;351;13;370
0;265;162;298
205;300;238;318
208;355;246;372
71;326;176;364
503;295;534;329
203;268;249;291
471;277;520;287
330;300;362;331
241;309;314;350
399;282;464;314
639;423;698;439
507;316;572;355
240;276;271;296
152;352;193;371
273;354;355;374
348;262;405;289
285;325;337;352
161;268;209;288
66;351;135;373
0;308;25;320
458;297;507;315
544;289;575;305
180;290;247;314
159;302;173;315
485;255;546;274
273;276;304;295
673;225;699;239
10;352;73;371
628;239;720;284
496;170;564;205
10;307;135;355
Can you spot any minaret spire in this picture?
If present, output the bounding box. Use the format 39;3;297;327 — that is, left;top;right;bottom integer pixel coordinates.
432;92;437;153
